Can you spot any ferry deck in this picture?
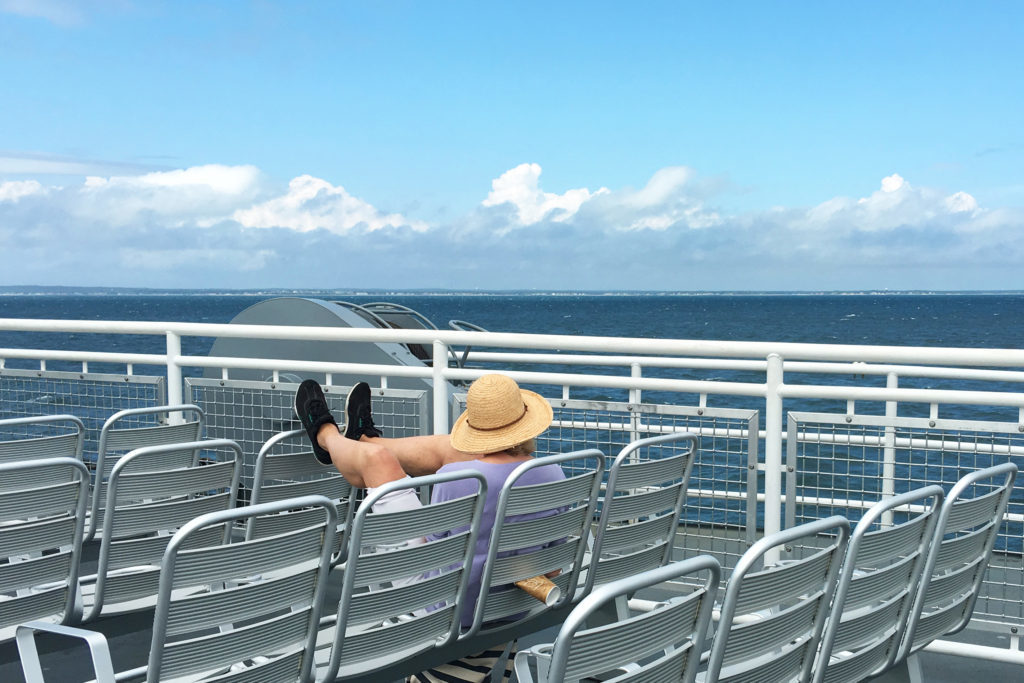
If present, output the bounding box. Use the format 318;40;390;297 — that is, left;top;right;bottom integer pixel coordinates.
1;298;1023;682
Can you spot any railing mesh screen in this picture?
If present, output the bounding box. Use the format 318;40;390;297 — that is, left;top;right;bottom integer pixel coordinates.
790;412;1024;629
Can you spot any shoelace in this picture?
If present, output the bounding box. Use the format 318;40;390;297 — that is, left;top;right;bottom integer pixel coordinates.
306;398;327;424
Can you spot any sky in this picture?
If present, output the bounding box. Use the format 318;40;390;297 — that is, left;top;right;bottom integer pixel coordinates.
1;1;1022;291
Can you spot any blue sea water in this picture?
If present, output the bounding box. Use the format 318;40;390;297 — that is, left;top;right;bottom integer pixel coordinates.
3;291;1023;345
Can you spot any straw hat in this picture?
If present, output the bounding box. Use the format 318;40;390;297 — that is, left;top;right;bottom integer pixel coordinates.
450;374;553;454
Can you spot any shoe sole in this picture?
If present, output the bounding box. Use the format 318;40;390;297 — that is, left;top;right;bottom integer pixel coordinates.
294;380;336;466
344;382;370;440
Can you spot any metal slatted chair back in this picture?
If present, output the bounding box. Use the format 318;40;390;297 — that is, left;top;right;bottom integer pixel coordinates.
0;415;85;472
470;449;605;635
586;432;698;595
0;457;89;642
898;462;1017;660
81;438;241;622
88;405;205;541
703;515;850;683
514;555;721;683
812;485;944;683
146;494;337;683
246;429;354;562
320;470;487;681
16;495;338;683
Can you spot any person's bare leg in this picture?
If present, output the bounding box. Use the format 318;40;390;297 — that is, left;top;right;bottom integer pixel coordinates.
358;433;474;476
317;423;406;488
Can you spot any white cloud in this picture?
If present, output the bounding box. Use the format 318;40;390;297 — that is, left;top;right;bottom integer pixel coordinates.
71;164;264;227
880;173;906;193
0;179;44;202
1;161;1019;290
234;174;427;234
590;166;721;231
945;191;978;213
480;163;719;232
482;163;604;225
795;174;984;234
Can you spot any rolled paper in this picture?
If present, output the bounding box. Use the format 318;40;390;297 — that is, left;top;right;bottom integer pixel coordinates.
514;574;561;606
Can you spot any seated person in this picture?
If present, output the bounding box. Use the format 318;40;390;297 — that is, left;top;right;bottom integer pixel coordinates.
295;373;564;683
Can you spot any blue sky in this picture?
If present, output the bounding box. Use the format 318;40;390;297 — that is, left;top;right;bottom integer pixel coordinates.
1;1;1022;290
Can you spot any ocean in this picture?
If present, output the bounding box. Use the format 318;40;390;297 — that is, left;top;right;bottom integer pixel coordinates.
3;291;1024;346
2;292;1024;421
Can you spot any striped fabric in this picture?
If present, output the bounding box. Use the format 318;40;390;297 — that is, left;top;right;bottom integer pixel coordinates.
408;642;516;683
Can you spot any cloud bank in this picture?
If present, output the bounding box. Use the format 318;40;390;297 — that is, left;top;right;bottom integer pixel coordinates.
2;159;1021;290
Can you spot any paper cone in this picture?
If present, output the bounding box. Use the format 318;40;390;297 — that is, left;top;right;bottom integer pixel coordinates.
514;575;561;606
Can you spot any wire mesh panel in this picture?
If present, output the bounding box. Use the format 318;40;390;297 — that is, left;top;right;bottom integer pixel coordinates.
186;377;428;491
788;411;1024;632
0;368;165;458
451;393;759;576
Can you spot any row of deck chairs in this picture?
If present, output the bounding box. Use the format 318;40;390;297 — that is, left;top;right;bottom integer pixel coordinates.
2;406;1018;682
0;413;698;681
513;462;1017;683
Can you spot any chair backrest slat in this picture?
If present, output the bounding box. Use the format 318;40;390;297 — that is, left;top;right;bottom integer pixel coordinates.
473;450;604;633
495;505;589;552
899;463;1017;660
88;405;204;541
322;470;487;682
733;548;833;614
147;495;336;683
246;430;353;562
706;515;849;683
812;485;943;683
0;457;88;643
519;555;720;683
586;433;698;595
0;415;84;466
83;438;240;621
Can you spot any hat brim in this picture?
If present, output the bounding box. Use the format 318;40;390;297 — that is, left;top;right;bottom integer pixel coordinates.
449;388;553;455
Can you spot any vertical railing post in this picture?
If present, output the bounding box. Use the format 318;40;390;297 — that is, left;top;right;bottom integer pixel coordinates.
432;340;449;436
165;332;184;425
882;372;899;526
764;353;784;563
629;363;642;447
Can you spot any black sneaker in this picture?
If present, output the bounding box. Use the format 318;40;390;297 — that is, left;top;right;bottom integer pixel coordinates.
294;379;339;465
345;382;383;440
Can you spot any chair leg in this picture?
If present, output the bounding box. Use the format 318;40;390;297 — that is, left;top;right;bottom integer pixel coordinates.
868;654;923;683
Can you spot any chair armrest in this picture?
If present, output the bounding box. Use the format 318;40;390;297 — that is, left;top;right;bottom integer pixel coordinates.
16;621;116;683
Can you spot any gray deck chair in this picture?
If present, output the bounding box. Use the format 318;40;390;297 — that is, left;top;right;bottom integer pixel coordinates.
87;404;205;541
316;470;487;681
585;432;699;599
80;438;241;621
0;457;89;642
469;449;606;637
812;485;944;683
894;462;1018;668
246;429;354;563
0;415;85;471
17;494;338;683
515;555;721;683
702;515;850;683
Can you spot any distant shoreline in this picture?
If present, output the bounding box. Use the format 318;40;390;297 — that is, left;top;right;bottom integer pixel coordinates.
2;286;1024;298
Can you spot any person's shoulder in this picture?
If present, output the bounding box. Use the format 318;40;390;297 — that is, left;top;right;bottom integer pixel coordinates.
524;461;566;482
438;459;489;474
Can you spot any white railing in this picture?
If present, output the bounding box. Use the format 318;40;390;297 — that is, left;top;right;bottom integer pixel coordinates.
3;315;1024;665
4;317;1024;546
